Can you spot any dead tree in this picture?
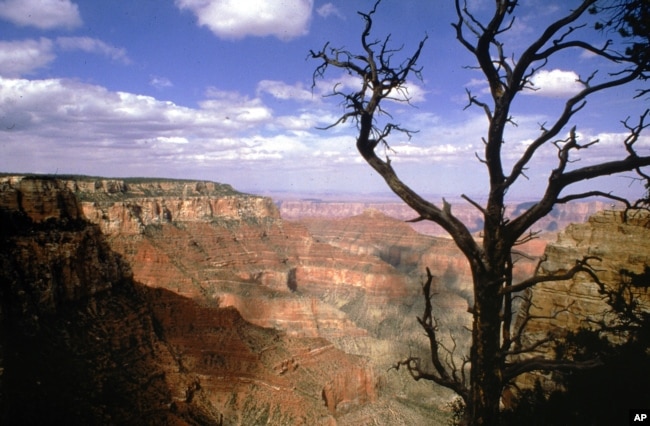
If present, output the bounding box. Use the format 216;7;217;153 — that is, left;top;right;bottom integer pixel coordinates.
311;1;650;424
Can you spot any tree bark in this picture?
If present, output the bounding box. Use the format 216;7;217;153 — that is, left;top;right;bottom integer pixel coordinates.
465;258;505;424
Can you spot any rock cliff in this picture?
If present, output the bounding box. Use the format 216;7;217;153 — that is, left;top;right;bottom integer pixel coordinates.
60;175;464;420
0;176;383;425
300;209;543;312
513;208;650;391
53;176;409;341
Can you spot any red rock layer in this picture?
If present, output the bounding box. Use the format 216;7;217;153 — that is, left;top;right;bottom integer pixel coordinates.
278;198;616;237
0;176;381;425
513;209;650;391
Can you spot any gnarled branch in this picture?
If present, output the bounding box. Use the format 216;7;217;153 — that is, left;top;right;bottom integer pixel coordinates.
501;256;603;295
391;267;470;401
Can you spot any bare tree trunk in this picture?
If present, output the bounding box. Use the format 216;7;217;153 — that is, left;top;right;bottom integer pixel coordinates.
466;274;504;425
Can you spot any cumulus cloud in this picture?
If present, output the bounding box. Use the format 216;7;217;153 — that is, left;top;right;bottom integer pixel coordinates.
0;37;131;77
0;74;642;196
465;69;584;99
569;130;650;164
256;80;315;102
273;112;323;130
0;0;82;29
0;77;257;139
175;0;313;40
0;76;307;171
0;75;368;192
0;38;55;77
393;81;427;104
56;37;131;64
201;88;273;123
526;69;583;97
316;3;344;19
149;76;173;90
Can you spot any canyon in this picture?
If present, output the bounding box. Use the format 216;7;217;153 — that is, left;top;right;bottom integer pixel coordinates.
276;195;616;237
1;174;647;425
511;208;650;393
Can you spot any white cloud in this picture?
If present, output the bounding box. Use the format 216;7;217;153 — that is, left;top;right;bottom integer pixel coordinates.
0;0;82;29
0;77;261;138
150;76;173;90
0;38;55;77
0;37;130;77
393;80;427;103
0;76;307;171
154;136;189;144
571;130;650;163
316;3;344;19
382;142;477;164
56;37;131;64
175;0;313;40
256;80;315;102
0;75;367;191
526;69;583;97
273;112;322;130
464;77;490;96
1;72;643;197
466;69;585;99
201;88;273;123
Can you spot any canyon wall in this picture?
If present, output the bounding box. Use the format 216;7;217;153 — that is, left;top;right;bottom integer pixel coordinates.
0;176;387;425
512;209;650;391
1;175;457;424
70;176;464;421
1;177;206;424
278;197;617;237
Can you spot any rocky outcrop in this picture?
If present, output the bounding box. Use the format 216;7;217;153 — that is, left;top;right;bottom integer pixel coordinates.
513;209;650;390
0;179;199;424
0;176;382;425
322;366;377;414
24;176;413;341
143;287;376;425
521;209;650;332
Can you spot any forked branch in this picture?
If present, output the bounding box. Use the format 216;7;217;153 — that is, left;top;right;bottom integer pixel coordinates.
391;268;469;401
501;256;603;295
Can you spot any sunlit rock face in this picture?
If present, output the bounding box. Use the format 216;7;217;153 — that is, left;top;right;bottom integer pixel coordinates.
0;175;382;425
299;208;543;317
512;209;650;391
65;179;411;342
60;176;452;419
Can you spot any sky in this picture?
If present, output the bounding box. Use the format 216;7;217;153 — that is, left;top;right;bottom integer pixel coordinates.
0;0;648;201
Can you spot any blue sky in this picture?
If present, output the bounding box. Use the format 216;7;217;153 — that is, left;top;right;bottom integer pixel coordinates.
0;0;648;200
